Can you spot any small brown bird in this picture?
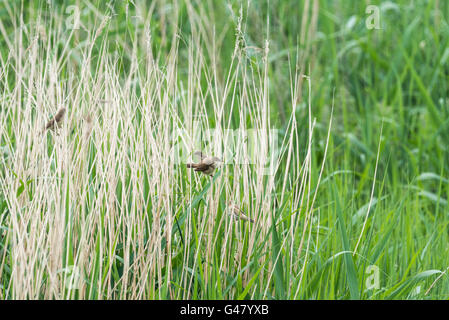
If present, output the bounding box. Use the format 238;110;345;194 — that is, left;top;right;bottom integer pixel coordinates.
186;151;222;177
227;202;254;223
42;107;66;133
82;113;94;140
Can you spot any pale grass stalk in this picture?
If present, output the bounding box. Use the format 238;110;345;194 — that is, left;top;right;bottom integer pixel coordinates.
0;2;326;300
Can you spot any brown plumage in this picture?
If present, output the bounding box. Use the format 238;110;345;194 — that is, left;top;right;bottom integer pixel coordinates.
186;151;222;177
227;202;254;223
42;107;66;133
83;113;94;140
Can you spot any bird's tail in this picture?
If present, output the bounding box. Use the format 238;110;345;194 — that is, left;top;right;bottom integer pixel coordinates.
186;163;198;168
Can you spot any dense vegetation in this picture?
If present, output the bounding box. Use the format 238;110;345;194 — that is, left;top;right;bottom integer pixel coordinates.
0;0;448;299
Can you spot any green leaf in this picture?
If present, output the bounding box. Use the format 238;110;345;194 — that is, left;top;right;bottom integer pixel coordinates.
334;185;360;299
386;270;442;299
271;211;285;299
237;263;264;300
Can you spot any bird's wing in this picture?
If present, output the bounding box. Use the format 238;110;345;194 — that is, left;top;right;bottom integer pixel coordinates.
230;204;253;222
45;119;55;130
54;108;66;122
193;162;211;172
201;156;215;165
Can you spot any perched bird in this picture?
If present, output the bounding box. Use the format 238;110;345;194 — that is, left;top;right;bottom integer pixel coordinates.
227;202;254;223
186;151;222;177
42;107;66;133
83;113;94;140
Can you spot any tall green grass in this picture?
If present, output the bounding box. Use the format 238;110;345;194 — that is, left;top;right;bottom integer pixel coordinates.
0;0;448;299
